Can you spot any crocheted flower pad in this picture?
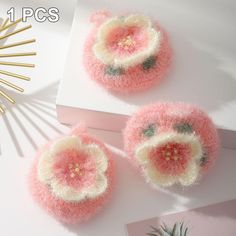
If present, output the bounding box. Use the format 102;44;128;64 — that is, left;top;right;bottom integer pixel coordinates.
124;102;220;187
83;11;172;93
29;126;115;223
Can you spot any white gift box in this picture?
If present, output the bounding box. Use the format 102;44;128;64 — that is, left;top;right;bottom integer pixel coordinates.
56;0;236;149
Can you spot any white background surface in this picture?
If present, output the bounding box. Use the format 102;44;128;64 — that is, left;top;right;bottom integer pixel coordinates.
0;1;236;236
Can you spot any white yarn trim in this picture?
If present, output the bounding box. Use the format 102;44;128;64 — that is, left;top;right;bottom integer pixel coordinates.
37;136;109;202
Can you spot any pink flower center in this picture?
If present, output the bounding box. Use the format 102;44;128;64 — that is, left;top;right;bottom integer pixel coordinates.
106;26;148;56
149;142;192;176
52;149;97;190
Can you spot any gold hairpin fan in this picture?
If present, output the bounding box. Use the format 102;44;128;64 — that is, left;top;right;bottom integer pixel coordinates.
0;17;36;114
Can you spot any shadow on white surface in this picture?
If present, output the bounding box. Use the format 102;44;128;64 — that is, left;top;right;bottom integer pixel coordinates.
2;82;68;156
114;37;236;113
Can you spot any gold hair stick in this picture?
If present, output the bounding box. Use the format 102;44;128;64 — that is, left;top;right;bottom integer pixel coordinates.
0;90;15;103
0;39;36;50
0;25;32;40
0;18;22;33
0;18;35;114
0;61;35;68
0;78;24;92
0;70;30;81
0;52;36;58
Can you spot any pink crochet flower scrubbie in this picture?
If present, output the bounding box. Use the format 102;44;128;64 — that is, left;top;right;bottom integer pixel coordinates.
83;11;172;93
28;125;115;224
124;102;220;188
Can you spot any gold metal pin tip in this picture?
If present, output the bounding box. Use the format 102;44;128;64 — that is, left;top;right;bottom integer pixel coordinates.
0;90;15;104
0;70;31;81
0;78;24;92
0;61;35;68
0;52;37;58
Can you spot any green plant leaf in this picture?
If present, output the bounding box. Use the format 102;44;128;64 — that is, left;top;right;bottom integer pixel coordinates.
150;226;160;233
146;233;158;236
172;223;177;235
161;225;169;233
184;228;188;236
148;222;189;236
162;222;172;234
180;222;184;236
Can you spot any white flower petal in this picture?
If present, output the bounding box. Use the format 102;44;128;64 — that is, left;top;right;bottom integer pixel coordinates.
146;28;161;55
86;173;108;198
113;29;160;69
84;144;108;172
51;136;81;156
144;164;176;187
125;14;151;28
97;17;123;42
135;144;152;165
179;161;200;186
190;138;203;161
93;42;115;65
50;180;87;202
37;151;54;184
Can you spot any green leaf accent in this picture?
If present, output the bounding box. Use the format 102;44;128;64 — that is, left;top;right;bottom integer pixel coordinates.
200;150;208;167
105;66;124;76
174;123;193;134
142;56;157;70
143;124;156;137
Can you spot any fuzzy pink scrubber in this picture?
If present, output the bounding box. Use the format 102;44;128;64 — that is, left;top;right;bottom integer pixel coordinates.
29;125;115;224
83;11;172;93
124;102;220;187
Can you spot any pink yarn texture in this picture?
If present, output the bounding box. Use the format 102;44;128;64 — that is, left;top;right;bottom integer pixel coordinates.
29;126;115;224
124;102;220;187
83;11;172;93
